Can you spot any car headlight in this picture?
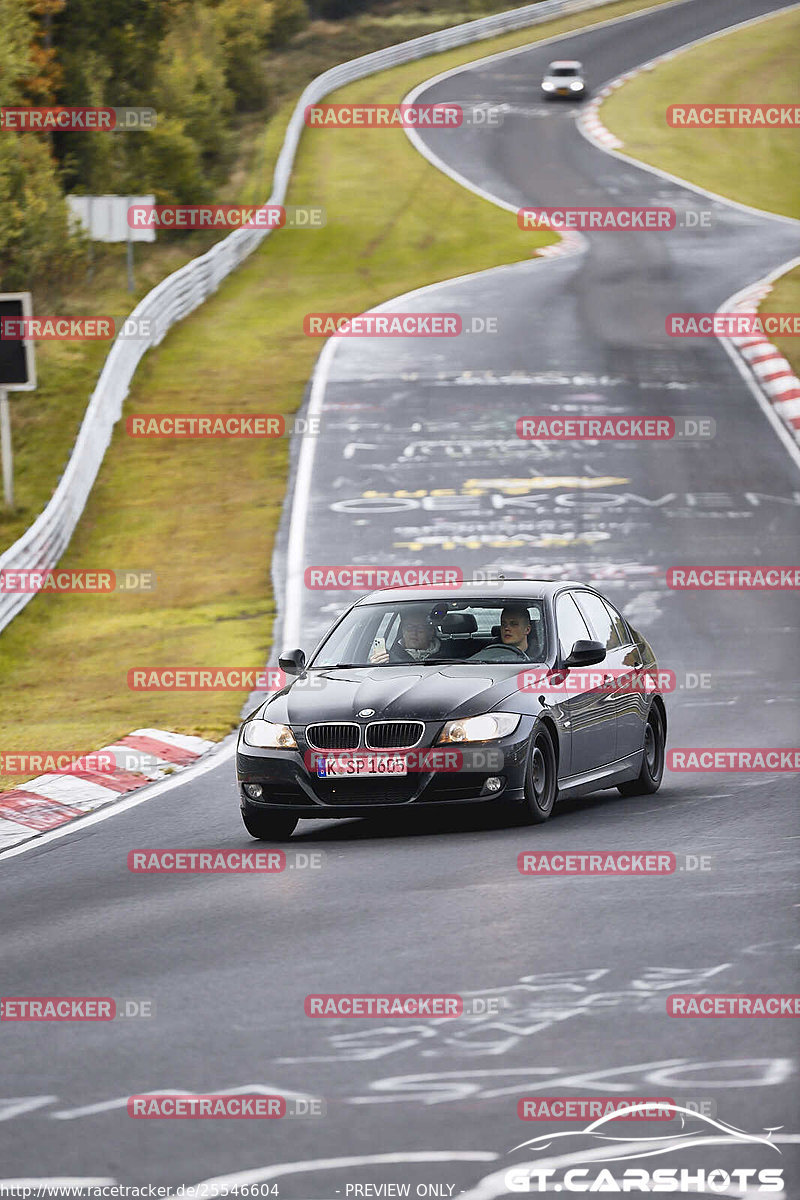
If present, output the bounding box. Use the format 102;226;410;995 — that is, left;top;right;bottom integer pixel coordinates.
437;712;521;744
570;81;584;90
242;719;297;749
541;81;555;91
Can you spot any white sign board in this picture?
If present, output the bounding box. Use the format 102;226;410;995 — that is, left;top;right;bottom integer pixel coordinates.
67;195;156;243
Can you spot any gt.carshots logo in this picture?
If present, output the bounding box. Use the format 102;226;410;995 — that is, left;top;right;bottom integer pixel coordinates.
668;748;800;771
304;566;462;589
668;994;800;1016
518;207;676;230
304;104;462;127
667;566;800;589
505;1167;784;1192
304;313;461;336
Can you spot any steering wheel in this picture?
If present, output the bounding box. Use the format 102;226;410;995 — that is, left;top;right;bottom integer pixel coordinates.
471;643;529;662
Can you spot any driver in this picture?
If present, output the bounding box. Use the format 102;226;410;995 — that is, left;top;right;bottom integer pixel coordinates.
498;605;532;656
370;612;447;664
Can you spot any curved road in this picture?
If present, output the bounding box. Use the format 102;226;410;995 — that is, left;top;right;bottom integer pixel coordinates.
2;0;799;1191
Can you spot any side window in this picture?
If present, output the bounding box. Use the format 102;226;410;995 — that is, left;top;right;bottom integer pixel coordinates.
556;593;591;661
602;597;632;648
574;591;620;650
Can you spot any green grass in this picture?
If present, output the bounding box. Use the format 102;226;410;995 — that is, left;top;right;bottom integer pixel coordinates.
760;268;800;379
600;7;800;378
0;0;673;790
600;7;800;219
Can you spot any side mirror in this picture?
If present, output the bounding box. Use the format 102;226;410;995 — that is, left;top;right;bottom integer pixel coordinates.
278;648;306;675
564;639;606;668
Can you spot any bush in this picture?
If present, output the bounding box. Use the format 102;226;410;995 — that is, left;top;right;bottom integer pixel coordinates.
268;0;309;48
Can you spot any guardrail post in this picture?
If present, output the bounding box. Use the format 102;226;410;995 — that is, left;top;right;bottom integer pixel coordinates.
1;388;13;509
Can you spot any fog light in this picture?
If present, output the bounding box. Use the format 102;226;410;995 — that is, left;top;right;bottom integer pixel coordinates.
483;777;503;794
243;783;263;800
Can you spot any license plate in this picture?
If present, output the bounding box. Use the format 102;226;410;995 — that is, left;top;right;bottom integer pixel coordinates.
316;754;407;778
558;88;569;95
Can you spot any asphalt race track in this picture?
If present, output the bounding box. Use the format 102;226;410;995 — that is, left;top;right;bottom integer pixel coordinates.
2;0;799;1191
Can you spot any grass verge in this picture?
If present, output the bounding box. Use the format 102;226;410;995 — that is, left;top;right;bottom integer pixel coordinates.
1;0;674;790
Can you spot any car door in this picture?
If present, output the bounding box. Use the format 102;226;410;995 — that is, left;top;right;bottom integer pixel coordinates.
572;590;644;763
554;591;617;776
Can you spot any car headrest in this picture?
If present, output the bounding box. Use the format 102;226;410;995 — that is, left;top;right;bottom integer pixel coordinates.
491;625;500;638
439;613;478;635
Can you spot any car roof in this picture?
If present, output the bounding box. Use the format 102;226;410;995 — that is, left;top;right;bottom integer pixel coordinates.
355;580;595;605
547;60;582;68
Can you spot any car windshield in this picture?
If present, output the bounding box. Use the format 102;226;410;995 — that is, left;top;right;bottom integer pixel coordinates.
550;67;579;76
309;599;549;667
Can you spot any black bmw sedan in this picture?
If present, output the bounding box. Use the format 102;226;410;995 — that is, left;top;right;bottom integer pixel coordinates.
236;581;667;839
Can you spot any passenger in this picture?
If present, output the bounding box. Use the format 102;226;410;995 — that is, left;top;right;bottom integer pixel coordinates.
370;613;448;664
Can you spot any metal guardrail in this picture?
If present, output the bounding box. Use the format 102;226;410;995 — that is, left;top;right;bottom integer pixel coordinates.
0;0;621;632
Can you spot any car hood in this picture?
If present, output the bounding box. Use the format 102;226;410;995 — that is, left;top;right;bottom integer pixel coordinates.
261;664;535;725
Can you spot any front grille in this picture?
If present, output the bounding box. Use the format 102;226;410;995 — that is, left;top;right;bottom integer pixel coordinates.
312;776;420;804
306;723;360;751
365;720;424;749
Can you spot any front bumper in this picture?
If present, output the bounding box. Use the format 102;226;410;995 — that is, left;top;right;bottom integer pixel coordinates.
236;718;534;817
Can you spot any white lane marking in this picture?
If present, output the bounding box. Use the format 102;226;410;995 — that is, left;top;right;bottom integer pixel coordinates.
0;1096;57;1122
0;735;237;861
576;2;800;226
0;1181;116;1190
192;1151;498;1193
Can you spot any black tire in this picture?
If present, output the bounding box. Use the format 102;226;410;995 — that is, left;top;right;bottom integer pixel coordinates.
521;725;558;824
241;802;298;841
618;706;665;797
